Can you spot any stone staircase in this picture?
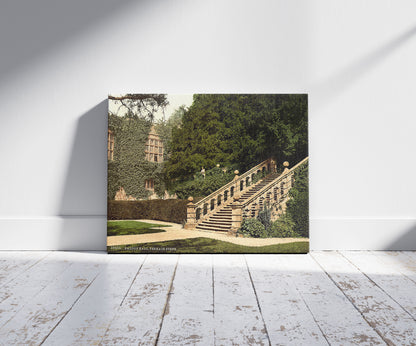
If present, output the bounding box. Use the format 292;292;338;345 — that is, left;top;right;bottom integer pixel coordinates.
195;172;279;232
239;173;279;202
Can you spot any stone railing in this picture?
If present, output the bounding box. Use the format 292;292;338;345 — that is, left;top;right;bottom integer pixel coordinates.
228;157;308;233
184;158;276;229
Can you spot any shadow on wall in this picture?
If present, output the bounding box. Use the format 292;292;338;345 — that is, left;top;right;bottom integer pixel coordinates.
386;223;416;251
58;100;108;250
0;0;137;82
311;24;416;110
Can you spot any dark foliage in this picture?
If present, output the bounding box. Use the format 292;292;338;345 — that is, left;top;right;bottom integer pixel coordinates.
238;218;268;238
165;94;308;180
108;200;188;224
170;166;235;199
269;214;297;238
286;162;309;237
257;206;272;232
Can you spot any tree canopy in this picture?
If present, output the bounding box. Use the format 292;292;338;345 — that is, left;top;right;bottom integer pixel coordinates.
109;94;168;121
165;94;308;180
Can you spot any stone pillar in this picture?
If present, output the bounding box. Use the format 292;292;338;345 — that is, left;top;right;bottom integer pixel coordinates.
184;197;196;229
283;161;289;173
229;196;243;235
233;170;240;198
282;161;290;195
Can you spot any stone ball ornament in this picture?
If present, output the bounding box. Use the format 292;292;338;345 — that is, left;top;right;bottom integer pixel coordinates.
234;170;239;175
283;161;289;167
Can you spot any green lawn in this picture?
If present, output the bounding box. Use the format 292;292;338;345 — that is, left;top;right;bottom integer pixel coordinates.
108;237;309;254
107;220;170;236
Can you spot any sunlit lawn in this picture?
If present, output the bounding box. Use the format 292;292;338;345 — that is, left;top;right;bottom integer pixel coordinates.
107;220;170;236
108;237;309;254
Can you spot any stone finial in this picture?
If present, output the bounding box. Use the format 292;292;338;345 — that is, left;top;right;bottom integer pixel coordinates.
283;161;289;167
188;196;194;202
234;170;239;175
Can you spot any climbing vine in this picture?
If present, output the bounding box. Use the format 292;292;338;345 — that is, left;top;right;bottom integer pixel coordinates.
107;112;168;200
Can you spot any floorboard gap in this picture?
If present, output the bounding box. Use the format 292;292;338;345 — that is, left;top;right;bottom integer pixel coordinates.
310;252;390;345
244;255;272;346
154;255;180;346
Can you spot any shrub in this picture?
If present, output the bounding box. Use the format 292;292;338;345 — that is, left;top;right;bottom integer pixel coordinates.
257;206;272;231
269;214;297;238
252;170;267;185
238;218;267;238
108;199;188;224
286;163;309;237
171;166;234;199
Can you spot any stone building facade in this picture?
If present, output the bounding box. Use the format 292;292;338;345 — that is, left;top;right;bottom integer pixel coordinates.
108;124;169;199
145;126;164;163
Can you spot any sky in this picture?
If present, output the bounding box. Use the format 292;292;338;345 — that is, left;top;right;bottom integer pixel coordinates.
108;94;194;121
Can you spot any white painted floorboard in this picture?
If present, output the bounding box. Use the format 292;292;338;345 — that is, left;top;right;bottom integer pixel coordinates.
245;255;327;345
312;251;416;345
0;251;415;345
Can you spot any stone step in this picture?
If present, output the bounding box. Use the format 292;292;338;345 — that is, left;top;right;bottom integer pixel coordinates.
211;217;231;221
196;224;231;231
210;215;232;219
213;209;232;213
197;221;231;228
205;219;232;226
213;211;232;215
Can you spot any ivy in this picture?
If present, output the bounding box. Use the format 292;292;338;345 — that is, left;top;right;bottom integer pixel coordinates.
107;112;169;200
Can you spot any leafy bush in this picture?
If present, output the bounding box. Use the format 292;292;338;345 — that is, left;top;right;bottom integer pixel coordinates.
252;170;267;185
238;218;267;238
108;199;188;224
286;162;309;237
269;214;297;238
257;206;272;231
170;166;235;199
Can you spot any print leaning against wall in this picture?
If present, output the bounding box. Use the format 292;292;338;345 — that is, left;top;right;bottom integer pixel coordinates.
107;94;309;254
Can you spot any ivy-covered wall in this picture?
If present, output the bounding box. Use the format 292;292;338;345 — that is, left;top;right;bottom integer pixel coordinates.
107;113;168;200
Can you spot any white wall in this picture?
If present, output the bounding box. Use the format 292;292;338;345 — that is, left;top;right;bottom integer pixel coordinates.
1;0;415;250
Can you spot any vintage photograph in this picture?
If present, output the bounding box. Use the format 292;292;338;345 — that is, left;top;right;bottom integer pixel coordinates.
107;94;308;253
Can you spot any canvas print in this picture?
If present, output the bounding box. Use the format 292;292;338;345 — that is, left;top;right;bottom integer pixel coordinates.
107;94;308;254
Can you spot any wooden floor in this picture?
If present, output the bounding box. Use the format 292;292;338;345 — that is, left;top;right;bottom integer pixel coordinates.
0;252;415;345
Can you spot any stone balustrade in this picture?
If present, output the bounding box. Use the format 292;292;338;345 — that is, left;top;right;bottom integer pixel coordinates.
241;157;308;223
185;158;276;228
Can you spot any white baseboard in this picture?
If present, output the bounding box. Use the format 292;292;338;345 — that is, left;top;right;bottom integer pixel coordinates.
0;217;415;251
0;216;107;251
310;218;416;250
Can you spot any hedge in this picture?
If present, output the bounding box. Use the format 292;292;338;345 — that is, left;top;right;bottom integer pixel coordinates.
108;199;188;224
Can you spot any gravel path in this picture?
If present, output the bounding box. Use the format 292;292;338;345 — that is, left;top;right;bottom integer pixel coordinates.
107;219;308;247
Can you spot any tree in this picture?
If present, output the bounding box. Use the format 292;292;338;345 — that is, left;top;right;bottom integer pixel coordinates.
165;95;228;180
154;105;186;160
109;94;168;121
165;94;308;181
